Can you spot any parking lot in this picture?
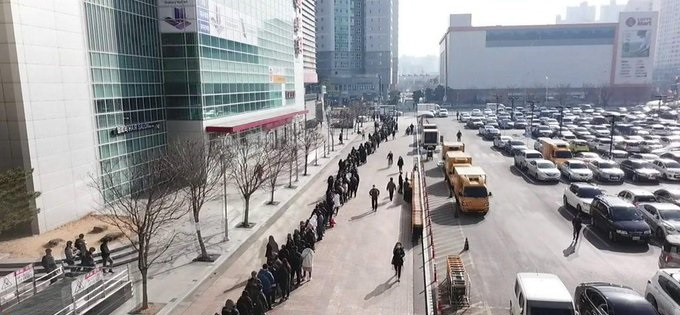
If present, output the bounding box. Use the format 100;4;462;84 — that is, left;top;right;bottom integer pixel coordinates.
424;115;677;314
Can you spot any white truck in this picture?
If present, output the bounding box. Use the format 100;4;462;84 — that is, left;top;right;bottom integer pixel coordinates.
417;103;441;117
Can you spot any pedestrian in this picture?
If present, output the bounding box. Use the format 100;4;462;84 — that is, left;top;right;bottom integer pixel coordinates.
369;185;380;211
392;242;405;282
221;299;240;315
456;130;462;142
290;246;303;286
100;238;114;273
81;247;96;270
276;259;292;302
386;178;397;201
246;271;268;314
301;245;314;281
397;156;404;172
572;213;583;244
257;264;276;309
64;241;75;266
316;211;325;241
392;129;396;139
74;233;87;257
339;131;343;144
387;151;394;166
237;290;254;315
265;235;279;264
41;248;58;278
398;172;404;194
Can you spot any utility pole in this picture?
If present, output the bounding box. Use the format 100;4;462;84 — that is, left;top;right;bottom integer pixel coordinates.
529;100;536;136
606;113;621;159
557;106;565;138
495;94;501;115
508;96;519;119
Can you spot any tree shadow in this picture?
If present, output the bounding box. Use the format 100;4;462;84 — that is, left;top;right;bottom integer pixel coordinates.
364;277;396;300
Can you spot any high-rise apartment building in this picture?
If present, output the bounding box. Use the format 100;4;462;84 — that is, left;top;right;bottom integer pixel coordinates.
653;0;680;93
316;0;398;104
599;0;625;23
556;2;596;24
0;0;306;234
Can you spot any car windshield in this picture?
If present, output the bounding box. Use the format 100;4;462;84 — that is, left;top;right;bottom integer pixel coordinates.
660;209;680;221
527;153;542;159
635;195;657;203
611;206;643;221
598;162;617;169
510;141;524;146
578;188;604;198
635;162;655;169
554;151;573;158
463;186;488;198
537;162;555;169
569;163;586;169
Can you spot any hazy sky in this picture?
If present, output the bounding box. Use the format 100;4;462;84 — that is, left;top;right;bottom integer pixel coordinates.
398;0;627;57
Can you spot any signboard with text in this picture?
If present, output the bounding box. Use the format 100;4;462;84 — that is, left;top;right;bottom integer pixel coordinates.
71;268;103;296
613;11;658;85
196;0;258;46
13;265;33;284
158;0;197;33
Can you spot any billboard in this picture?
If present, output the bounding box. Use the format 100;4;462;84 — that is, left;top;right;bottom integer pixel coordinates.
613;11;658;85
196;0;258;46
158;0;197;33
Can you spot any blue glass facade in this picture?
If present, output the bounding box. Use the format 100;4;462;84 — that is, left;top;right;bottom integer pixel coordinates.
486;26;616;47
85;0;167;196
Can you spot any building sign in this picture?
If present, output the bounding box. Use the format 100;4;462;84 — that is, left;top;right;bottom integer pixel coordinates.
293;0;303;57
111;122;160;136
71;268;103;296
195;0;257;46
158;0;197;33
269;67;286;84
613;11;658;85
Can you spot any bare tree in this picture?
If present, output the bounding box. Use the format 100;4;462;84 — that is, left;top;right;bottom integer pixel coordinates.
92;159;188;311
598;83;616;107
555;84;572;106
164;139;222;262
300;126;324;176
263;138;290;205
287;126;302;188
224;135;269;227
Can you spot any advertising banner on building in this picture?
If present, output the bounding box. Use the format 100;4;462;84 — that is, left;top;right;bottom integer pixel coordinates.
196;0;258;46
613;11;658;85
158;0;197;33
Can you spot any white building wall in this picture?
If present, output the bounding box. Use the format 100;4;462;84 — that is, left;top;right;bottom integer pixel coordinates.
443;30;614;90
0;0;100;232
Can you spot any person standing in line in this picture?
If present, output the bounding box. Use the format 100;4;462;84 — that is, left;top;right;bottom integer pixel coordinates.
41;249;58;282
369;185;380;212
100;238;113;273
221;299;240;315
276;259;292;302
301;244;314;281
257;264;275;309
386;178;397;201
64;241;75;266
265;235;279;264
236;290;254;315
392;242;405;282
74;234;87;258
572;213;583;244
397;156;404;173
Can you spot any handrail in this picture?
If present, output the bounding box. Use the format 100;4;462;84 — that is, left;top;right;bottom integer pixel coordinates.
53;265;131;315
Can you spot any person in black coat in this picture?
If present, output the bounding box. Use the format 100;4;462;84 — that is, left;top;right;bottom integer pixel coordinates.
289;246;303;286
236;290;253;315
276;259;292;302
392;242;406;282
221;299;240;315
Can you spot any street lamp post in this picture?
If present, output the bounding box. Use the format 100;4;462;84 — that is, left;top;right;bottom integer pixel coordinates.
556;106;565;138
495;95;501;115
656;95;664;112
529;100;537;136
606;113;621;159
545;75;549;104
508;96;519;119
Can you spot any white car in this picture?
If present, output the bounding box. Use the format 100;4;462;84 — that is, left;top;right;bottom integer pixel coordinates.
641;139;664;153
596;138;613;153
574;152;601;164
479;125;494;135
645;269;680;315
652;158;680;181
527;159;561;182
559;159;593;181
493;135;512;149
563;183;606;214
588;159;625;183
438;109;449;117
514;149;544;170
637;203;680;239
460;113;471;122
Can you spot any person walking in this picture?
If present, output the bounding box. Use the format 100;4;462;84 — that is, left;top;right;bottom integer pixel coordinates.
339;131;343;145
387;151;394;167
572;214;583;244
221;299;240;315
301;244;314;281
456;130;462;142
392;129;396;140
64;241;75;267
41;249;58;282
74;233;87;258
398;172;404;194
386;178;397;201
392;242;405;282
397;156;404;173
369;185;380;212
100;238;114;273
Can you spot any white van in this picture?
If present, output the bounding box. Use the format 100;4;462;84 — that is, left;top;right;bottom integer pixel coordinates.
511;273;576;315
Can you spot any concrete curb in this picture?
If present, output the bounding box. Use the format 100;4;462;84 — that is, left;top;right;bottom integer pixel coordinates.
158;133;362;315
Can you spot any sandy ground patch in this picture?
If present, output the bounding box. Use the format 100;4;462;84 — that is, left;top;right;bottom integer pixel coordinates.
0;214;128;261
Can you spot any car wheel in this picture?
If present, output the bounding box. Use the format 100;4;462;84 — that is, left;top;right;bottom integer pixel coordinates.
656;227;665;240
646;295;658;311
608;230;616;242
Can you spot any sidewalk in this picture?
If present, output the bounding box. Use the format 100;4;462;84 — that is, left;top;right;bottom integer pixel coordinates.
110;126;362;315
169;117;419;315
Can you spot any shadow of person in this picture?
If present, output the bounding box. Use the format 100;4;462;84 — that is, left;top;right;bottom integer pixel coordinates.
350;210;375;221
364;277;396;300
563;241;576;257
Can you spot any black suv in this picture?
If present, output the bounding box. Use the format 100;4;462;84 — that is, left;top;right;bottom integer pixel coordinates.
590;195;651;243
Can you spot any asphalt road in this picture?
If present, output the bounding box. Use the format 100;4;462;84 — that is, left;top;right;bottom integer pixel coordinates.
424;116;676;314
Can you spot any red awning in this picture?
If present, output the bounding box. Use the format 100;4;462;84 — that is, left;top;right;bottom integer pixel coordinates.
205;109;308;134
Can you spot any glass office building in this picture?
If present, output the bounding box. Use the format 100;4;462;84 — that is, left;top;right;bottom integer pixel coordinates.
85;0;167;197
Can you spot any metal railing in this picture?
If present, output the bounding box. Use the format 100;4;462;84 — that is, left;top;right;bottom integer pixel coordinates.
54;265;132;315
0;265;64;311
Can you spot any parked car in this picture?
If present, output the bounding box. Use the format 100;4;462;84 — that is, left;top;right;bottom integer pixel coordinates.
637;203;680;239
459;112;471;122
559;160;594;182
651;158;680;181
590;195;651;243
646;269;680;314
438;109;449;117
620;159;662;183
483;127;500;140
588;159;625;183
466;119;484;129
563;183;606;214
569;139;590;153
575;282;657;315
514;149;543;170
512;273;576;315
575;152;601;164
617;189;658;205
654;189;680;207
527;159;561;182
493;135;513;149
504;140;528;154
642;139;664;153
660;151;680;163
